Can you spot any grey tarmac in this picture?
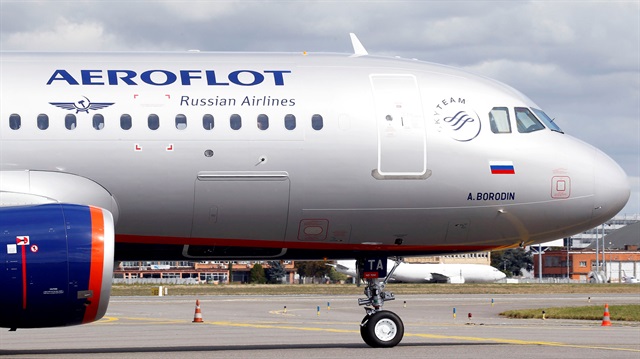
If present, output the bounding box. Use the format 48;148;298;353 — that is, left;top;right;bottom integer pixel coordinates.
1;293;638;358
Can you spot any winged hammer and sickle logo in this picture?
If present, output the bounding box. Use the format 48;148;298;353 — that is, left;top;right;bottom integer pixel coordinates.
49;96;114;113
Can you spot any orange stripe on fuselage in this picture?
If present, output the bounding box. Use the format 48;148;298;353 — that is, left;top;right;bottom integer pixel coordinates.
83;207;105;324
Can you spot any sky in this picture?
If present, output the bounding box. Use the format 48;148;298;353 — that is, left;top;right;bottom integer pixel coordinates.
1;0;639;216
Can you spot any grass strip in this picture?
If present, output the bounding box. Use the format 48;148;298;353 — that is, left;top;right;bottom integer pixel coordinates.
111;283;640;296
500;304;640;321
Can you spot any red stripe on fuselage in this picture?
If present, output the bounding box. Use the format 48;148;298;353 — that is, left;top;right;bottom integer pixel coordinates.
83;207;105;324
115;234;494;253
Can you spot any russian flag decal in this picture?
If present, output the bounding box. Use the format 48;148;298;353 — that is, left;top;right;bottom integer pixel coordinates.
490;161;515;174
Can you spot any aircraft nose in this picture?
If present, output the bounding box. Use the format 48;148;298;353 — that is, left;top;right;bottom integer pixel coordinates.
591;149;630;224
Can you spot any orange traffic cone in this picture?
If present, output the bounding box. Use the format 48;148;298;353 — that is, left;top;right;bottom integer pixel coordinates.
193;299;204;323
601;303;611;326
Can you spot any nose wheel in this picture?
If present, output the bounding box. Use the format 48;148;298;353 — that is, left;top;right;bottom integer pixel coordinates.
355;257;405;347
360;310;404;348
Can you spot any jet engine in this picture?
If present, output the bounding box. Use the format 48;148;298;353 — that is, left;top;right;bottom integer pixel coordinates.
0;203;114;329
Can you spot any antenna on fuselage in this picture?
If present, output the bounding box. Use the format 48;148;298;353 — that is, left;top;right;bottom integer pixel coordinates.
350;33;368;57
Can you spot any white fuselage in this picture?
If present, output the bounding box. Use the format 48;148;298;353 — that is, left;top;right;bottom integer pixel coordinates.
0;51;630;260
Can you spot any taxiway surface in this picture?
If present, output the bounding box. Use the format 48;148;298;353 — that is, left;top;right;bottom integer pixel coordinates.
1;293;638;358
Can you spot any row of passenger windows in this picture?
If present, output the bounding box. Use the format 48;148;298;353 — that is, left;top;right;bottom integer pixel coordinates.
489;107;562;134
7;107;560;134
7;113;325;131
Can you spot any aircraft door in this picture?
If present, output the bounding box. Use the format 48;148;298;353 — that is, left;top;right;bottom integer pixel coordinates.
370;74;427;177
191;171;290;245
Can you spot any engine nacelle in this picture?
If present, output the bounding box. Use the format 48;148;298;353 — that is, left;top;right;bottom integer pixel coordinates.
0;204;114;329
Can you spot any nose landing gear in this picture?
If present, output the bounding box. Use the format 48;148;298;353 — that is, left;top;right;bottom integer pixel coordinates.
356;258;404;347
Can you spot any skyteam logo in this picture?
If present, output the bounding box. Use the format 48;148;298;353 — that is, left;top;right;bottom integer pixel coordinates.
50;96;114;113
433;97;481;142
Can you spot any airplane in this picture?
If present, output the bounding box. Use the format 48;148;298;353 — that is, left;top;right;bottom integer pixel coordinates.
0;34;630;347
622;271;639;284
333;259;506;283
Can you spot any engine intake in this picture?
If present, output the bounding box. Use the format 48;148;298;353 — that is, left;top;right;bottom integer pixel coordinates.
0;204;114;329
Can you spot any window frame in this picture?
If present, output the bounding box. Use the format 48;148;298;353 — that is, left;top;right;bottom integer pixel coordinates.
514;107;545;133
311;114;323;131
284;114;296;130
120;114;132;130
202;114;214;130
65;114;77;130
37;114;49;130
488;107;512;134
9;114;21;130
531;108;563;133
148;114;160;130
257;114;269;130
230;114;242;130
92;114;105;130
175;114;187;130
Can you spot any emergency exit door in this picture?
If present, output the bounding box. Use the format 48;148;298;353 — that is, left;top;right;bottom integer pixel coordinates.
370;74;426;176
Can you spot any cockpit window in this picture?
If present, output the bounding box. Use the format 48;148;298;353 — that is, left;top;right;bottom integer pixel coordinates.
515;107;545;133
489;107;511;133
532;108;563;133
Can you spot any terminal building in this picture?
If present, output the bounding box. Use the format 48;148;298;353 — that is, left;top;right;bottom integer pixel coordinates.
568;214;639;248
114;260;297;284
533;221;640;282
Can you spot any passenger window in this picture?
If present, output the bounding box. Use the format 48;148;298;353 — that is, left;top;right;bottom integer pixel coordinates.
230;114;242;130
311;114;323;130
93;114;105;130
37;114;49;130
65;114;77;130
257;114;269;130
9;114;21;130
202;114;214;130
489;107;511;133
148;114;160;130
120;114;132;130
515;107;544;133
285;114;296;130
175;114;187;130
532;108;563;133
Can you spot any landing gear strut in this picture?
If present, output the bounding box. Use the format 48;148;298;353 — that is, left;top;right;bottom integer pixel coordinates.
356;257;404;347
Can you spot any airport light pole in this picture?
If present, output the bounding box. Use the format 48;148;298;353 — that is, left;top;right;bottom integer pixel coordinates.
538;244;542;282
595;226;600;272
566;238;570;281
602;224;606;276
530;244;547;282
600;223;613;281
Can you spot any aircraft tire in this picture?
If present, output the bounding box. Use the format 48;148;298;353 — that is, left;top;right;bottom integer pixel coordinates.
360;311;404;348
360;316;377;347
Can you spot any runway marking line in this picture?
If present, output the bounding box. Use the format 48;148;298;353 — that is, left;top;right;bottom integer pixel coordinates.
99;316;119;323
268;310;296;316
99;316;640;353
407;333;640;352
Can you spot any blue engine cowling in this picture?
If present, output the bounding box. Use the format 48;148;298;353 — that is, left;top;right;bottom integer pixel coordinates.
0;203;114;329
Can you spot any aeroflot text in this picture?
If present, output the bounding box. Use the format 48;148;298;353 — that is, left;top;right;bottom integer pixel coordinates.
46;69;291;86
